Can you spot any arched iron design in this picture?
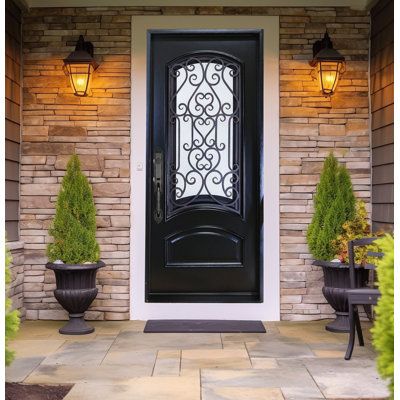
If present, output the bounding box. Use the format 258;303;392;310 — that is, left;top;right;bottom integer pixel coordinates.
167;53;242;217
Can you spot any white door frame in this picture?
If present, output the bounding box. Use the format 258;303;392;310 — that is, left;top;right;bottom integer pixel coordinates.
130;16;280;321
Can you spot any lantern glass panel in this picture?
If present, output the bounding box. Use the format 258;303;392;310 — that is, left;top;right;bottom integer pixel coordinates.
317;61;343;96
66;63;94;96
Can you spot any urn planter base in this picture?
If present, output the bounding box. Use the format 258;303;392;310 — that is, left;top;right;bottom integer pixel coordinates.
46;261;105;336
325;312;350;332
59;313;95;335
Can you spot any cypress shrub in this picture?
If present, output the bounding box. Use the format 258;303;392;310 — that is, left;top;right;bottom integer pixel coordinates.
307;153;355;261
47;154;100;264
371;234;394;398
307;154;338;256
5;244;20;366
337;164;356;221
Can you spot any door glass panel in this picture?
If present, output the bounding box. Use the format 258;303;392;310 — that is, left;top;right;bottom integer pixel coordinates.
167;54;241;216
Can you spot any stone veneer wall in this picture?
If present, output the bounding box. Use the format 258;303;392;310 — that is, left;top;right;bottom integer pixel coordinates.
7;241;26;318
21;6;370;321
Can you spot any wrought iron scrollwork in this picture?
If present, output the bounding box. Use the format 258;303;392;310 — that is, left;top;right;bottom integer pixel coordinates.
167;53;242;217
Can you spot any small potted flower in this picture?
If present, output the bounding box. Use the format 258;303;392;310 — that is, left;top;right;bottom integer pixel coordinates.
46;154;104;335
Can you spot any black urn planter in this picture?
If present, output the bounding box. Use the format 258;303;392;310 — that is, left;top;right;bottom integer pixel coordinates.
46;261;105;335
313;260;369;333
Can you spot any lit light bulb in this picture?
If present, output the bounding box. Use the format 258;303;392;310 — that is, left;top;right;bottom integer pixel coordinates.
71;73;90;95
316;61;344;96
324;73;335;84
77;78;85;87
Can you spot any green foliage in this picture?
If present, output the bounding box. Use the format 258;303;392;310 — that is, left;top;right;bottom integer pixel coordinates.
5;244;20;366
307;153;356;260
332;200;376;264
337;164;356;221
371;235;394;398
47;154;100;264
307;154;338;256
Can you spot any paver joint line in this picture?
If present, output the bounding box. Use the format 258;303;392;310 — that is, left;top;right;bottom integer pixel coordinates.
304;362;328;399
99;331;119;366
151;350;159;377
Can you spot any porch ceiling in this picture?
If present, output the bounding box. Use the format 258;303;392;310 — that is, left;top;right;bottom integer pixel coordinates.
24;0;372;11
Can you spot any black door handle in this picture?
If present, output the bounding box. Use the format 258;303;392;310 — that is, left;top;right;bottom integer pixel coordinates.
153;150;163;223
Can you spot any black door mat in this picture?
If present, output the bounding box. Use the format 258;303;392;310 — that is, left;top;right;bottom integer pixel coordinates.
143;319;266;333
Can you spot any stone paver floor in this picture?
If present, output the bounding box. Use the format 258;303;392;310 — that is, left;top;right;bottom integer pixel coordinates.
6;320;389;400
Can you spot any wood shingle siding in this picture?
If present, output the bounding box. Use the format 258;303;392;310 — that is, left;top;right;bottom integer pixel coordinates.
370;0;394;231
5;0;22;241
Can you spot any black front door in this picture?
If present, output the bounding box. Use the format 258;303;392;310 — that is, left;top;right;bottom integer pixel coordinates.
147;30;263;303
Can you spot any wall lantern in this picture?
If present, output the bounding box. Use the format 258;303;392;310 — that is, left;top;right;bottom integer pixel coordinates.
310;31;345;96
63;35;99;97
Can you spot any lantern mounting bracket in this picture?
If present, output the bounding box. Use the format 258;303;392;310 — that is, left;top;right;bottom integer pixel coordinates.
63;35;99;70
312;31;332;59
75;35;94;58
309;31;345;67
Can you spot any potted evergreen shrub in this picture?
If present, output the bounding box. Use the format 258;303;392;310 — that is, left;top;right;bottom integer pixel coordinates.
46;154;104;335
307;153;368;332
